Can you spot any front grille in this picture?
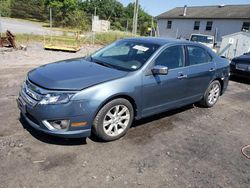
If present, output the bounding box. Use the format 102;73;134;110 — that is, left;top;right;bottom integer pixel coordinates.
20;89;37;106
21;79;44;106
236;63;249;71
25;80;44;100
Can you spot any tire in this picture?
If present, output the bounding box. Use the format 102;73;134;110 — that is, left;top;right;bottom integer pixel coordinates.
200;80;221;108
92;98;134;141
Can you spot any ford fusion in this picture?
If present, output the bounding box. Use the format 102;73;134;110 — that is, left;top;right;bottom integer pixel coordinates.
17;38;230;141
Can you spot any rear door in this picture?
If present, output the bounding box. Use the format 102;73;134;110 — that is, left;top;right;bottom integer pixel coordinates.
185;45;216;100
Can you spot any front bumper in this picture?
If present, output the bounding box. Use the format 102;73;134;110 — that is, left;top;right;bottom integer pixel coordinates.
20;111;91;138
230;64;250;79
17;94;92;138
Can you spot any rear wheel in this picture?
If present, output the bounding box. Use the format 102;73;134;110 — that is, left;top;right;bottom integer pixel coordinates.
200;80;221;108
92;98;134;141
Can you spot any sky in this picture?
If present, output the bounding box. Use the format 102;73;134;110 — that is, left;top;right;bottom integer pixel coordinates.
117;0;250;16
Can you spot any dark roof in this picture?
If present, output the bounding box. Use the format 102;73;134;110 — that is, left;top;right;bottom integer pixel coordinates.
156;5;250;19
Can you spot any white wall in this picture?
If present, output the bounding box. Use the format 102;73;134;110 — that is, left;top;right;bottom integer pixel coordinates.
157;19;250;42
220;33;250;59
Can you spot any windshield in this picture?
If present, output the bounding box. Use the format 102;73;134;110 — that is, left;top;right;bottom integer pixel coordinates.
90;40;160;71
190;35;214;44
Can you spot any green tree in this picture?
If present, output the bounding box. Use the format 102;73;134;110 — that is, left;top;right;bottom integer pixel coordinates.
67;9;90;30
10;0;46;20
0;0;11;17
124;2;152;35
79;0;125;30
6;0;154;34
45;0;90;30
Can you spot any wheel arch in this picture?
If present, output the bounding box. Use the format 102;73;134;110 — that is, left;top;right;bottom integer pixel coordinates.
93;94;138;121
212;77;224;95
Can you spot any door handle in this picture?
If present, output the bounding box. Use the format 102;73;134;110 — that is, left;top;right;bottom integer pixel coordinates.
177;74;187;79
209;68;215;72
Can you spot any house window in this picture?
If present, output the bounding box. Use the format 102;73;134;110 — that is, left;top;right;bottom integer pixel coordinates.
167;21;172;29
194;21;200;30
242;22;250;31
206;21;213;31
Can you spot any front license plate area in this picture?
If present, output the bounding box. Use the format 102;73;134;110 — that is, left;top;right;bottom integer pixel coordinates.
236;64;248;71
17;96;27;114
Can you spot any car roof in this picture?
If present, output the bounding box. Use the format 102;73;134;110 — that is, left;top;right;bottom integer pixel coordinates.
122;37;191;46
122;37;218;58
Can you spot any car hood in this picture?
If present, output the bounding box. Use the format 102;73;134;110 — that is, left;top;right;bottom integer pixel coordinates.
28;58;128;90
233;55;250;64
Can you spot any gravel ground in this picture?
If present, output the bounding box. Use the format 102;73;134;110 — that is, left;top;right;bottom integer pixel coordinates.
0;44;250;188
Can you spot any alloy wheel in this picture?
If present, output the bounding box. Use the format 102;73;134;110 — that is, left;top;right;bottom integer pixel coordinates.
103;105;130;137
207;83;220;105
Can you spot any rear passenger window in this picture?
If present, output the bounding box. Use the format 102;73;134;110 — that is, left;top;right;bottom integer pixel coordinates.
187;46;212;65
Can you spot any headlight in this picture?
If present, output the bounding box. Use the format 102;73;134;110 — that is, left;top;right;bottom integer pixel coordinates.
39;93;73;105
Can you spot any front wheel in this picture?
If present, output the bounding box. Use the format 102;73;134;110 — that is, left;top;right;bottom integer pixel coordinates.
92;98;134;141
200;80;221;108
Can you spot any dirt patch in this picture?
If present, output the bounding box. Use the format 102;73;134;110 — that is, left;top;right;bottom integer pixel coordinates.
40;153;77;171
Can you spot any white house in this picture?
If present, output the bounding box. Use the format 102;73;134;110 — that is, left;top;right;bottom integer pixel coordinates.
156;5;250;42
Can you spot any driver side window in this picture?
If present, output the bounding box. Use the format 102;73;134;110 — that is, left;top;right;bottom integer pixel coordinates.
155;45;184;69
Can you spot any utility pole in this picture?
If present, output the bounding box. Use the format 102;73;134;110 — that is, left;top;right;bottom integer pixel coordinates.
150;16;155;37
132;0;139;35
132;1;136;34
0;9;2;37
126;20;129;34
175;28;179;39
49;7;52;42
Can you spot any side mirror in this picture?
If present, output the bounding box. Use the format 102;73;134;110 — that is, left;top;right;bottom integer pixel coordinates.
151;65;168;75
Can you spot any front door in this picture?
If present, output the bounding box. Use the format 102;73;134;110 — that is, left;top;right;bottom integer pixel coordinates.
141;45;189;117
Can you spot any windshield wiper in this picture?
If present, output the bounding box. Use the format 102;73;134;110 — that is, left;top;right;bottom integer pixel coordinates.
90;57;114;69
95;61;113;68
89;56;128;71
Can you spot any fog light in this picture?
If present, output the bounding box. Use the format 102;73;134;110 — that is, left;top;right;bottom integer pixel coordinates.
43;120;70;131
50;120;70;130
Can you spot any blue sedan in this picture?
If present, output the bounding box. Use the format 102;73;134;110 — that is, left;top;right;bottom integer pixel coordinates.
17;38;230;141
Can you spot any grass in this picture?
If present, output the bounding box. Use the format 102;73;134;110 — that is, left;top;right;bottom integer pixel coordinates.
94;31;136;44
15;34;44;43
14;31;136;46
